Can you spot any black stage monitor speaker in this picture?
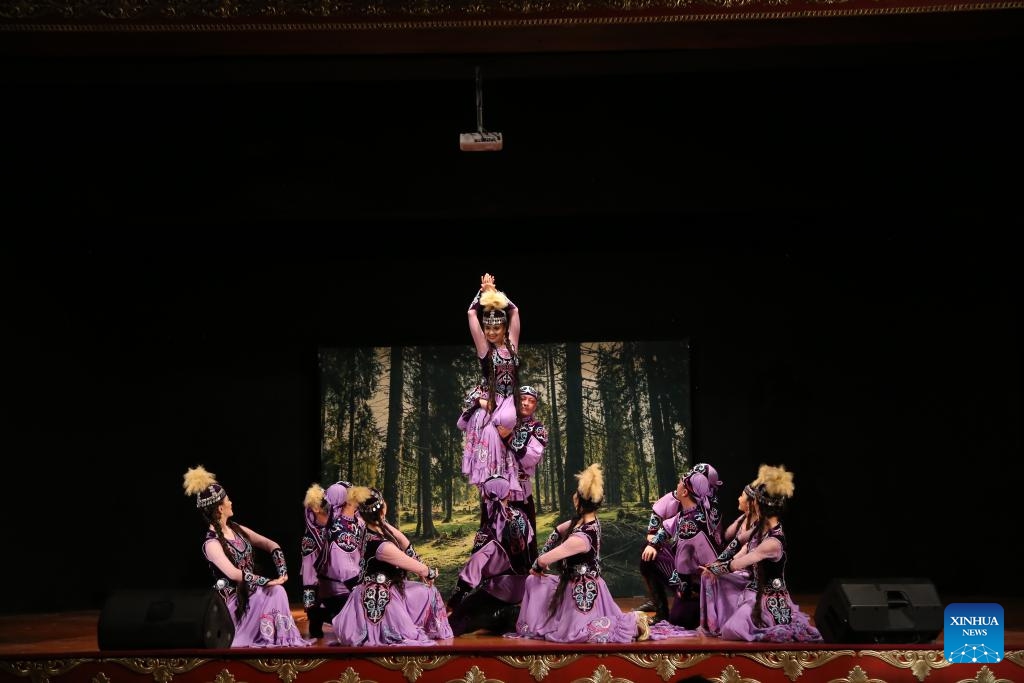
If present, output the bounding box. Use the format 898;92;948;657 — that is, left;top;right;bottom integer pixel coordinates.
98;588;234;649
815;578;943;644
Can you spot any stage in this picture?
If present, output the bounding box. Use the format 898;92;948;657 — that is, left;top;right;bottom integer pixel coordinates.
1;597;1021;683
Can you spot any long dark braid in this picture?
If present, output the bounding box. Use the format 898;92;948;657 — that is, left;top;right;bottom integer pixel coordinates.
484;326;521;420
362;505;408;595
548;505;584;618
204;506;253;621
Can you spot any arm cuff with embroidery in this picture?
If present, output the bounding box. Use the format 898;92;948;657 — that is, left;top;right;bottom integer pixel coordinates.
244;569;270;587
426;567;438;581
302;587;317;609
272;547;288;577
469;289;482;311
708;560;732;577
538;530;560;557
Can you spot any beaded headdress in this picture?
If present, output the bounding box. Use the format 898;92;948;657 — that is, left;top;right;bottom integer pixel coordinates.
481;309;507;327
351;486;384;515
743;464;795;509
519;385;540;400
183;465;227;509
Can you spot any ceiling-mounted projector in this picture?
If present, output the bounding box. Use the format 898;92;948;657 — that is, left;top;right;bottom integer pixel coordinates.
460;66;502;152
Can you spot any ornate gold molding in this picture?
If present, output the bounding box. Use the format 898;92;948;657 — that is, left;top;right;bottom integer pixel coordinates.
717;663;760;683
735;650;857;682
569;664;632;683
0;660;89;683
108;658;211;683
859;650;951;682
324;667;379;683
827;665;886;683
444;665;503;683
495;654;581;681
1003;651;1024;667
368;655;457;683
614;652;714;681
953;665;1015;683
247;658;329;683
2;0;1023;24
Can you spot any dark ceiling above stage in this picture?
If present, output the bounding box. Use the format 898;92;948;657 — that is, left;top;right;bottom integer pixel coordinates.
3;1;1022;227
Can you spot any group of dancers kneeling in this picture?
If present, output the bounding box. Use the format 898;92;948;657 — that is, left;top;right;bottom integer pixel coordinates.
182;458;822;648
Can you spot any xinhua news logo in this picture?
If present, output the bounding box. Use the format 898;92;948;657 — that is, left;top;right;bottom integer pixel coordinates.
945;603;1003;664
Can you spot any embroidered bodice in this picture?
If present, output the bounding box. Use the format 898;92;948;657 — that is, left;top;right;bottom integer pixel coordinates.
480;346;519;398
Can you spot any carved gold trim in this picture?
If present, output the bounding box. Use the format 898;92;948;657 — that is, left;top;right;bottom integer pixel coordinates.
2;0;1023;27
325;667;379;683
953;665;1016;683
211;669;244;683
1003;651;1024;667
614;652;714;681
570;664;631;683
859;650;950;682
91;673;111;683
735;651;857;682
0;660;89;683
827;665;886;683
247;658;329;683
368;655;457;683
444;665;502;683
717;663;760;683
108;658;212;683
495;654;581;681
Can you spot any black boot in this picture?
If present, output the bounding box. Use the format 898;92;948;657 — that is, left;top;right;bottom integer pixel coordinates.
447;579;474;612
639;563;671;624
486;603;520;634
668;576;700;629
306;606;325;639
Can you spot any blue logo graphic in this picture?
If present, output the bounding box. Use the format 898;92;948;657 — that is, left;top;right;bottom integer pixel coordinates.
945;603;1003;664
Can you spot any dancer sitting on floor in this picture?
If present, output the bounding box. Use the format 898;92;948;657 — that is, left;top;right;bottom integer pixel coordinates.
183;465;312;648
512;463;651;643
331;487;452;645
700;464;822;642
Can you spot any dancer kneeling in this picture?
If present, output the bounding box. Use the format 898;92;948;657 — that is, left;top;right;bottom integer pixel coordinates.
448;474;534;635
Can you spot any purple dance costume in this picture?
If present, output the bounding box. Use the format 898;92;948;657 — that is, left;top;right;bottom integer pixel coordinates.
204;526;312;648
514;519;640;643
331;524;452;646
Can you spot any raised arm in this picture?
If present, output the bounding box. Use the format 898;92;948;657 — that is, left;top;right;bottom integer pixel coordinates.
508;301;520;350
467;279;490;358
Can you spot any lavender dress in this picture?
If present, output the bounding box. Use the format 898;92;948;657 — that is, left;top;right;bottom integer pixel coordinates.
513;519;639;643
458;348;523;498
700;524;822;642
331;528;452;646
204;528;312;648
